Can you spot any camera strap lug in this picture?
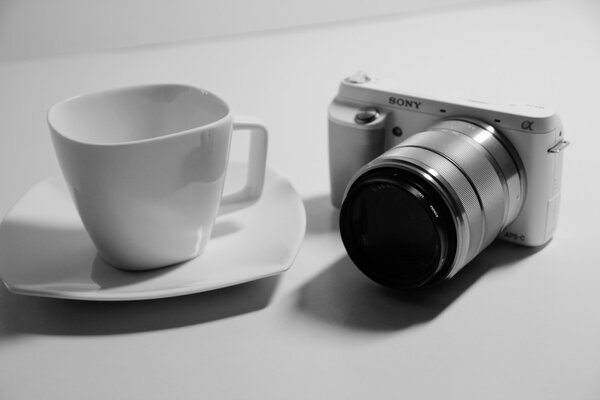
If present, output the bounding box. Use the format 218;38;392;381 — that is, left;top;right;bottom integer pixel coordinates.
548;140;570;154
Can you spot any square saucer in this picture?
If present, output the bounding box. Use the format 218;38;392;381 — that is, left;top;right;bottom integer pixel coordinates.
0;163;305;300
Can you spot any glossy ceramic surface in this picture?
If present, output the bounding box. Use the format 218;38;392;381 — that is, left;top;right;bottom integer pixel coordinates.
48;84;268;270
0;163;305;301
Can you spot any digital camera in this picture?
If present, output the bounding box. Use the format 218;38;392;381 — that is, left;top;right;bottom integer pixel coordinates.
329;72;569;288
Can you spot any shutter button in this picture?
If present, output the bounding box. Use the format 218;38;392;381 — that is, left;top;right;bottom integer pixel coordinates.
355;107;379;124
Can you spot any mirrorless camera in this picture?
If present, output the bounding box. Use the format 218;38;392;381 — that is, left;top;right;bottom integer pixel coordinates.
329;72;569;288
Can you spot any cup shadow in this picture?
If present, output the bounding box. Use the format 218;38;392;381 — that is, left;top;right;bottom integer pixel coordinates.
0;274;279;337
298;194;544;331
89;220;244;289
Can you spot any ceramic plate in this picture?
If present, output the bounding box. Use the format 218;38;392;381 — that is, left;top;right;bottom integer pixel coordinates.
0;163;305;300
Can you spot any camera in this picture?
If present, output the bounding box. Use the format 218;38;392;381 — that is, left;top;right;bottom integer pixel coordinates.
329;72;569;288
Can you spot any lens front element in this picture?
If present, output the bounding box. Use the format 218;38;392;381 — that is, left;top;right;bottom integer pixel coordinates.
340;168;457;287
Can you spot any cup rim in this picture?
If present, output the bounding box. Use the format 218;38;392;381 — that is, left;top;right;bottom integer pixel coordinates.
47;83;232;147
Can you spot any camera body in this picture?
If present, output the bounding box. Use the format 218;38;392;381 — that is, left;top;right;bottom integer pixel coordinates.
329;72;568;286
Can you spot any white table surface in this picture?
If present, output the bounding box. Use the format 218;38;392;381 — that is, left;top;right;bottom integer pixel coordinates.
1;0;599;398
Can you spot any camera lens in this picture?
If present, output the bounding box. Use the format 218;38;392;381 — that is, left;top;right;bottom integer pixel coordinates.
339;119;525;288
340;168;456;287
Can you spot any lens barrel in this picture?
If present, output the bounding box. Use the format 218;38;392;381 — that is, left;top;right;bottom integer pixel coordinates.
340;119;525;288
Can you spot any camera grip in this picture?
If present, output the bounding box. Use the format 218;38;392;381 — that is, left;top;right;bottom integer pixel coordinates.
329;121;384;208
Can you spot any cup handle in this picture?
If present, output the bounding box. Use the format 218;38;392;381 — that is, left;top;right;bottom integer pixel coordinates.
218;116;269;215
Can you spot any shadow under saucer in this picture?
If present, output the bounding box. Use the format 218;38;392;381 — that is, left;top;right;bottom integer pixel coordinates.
0;274;279;337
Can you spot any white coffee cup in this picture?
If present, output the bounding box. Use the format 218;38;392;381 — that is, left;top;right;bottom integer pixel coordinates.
48;84;268;271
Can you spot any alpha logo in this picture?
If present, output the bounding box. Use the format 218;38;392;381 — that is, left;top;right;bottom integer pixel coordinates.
521;120;534;131
388;96;422;109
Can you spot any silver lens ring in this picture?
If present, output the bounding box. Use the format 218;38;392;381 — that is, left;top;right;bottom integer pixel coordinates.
429;118;526;225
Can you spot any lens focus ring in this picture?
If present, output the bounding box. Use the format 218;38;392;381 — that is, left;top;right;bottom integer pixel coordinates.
398;131;507;246
379;120;524;276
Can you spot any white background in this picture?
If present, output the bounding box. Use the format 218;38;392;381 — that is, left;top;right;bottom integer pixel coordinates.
0;0;494;61
1;0;599;399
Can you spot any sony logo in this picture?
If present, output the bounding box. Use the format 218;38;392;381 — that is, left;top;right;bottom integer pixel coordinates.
388;96;422;109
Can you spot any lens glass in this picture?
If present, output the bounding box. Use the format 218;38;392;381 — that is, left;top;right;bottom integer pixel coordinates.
340;168;454;287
